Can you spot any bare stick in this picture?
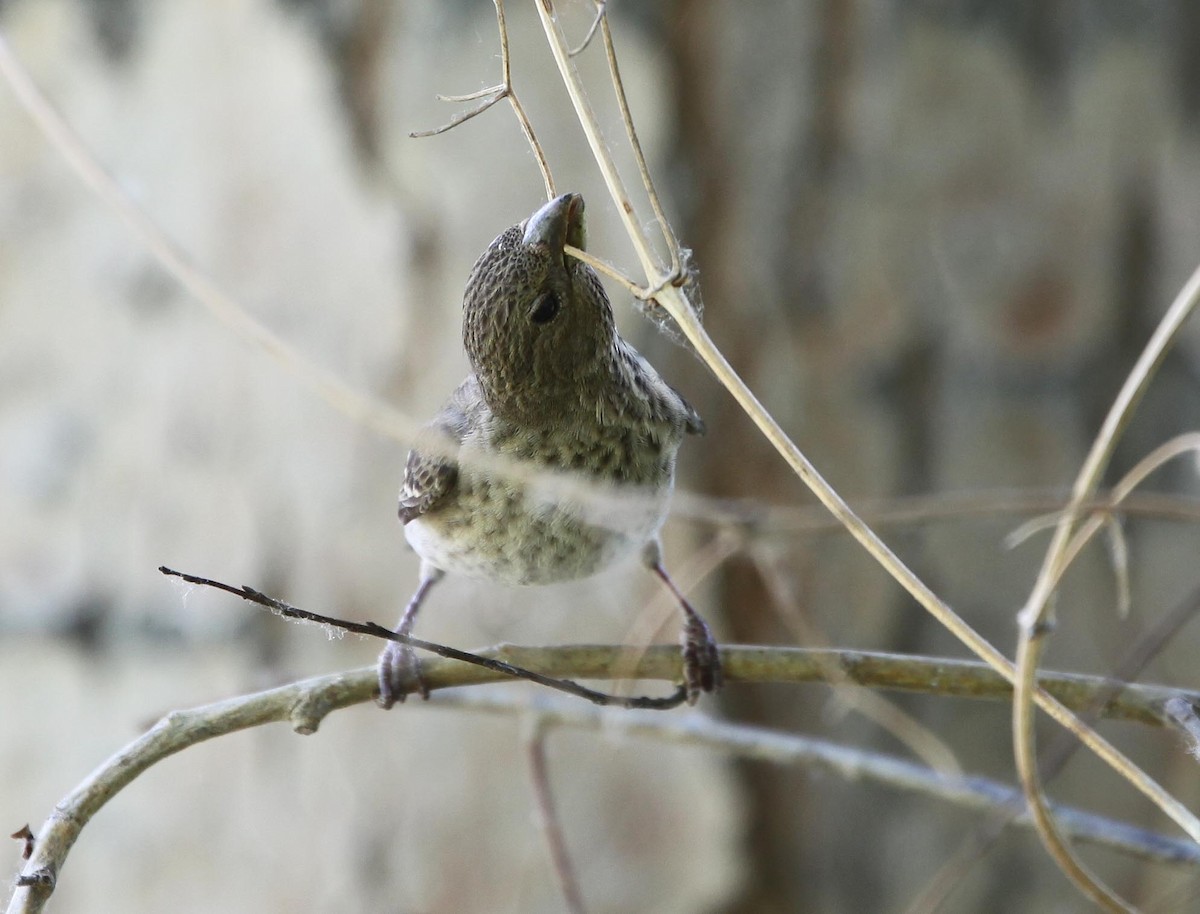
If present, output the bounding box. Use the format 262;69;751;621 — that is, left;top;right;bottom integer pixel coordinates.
532;0;1200;848
159;566;686;711
525;722;587;914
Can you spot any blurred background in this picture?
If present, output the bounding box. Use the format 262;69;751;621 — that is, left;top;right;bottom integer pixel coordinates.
4;1;1200;911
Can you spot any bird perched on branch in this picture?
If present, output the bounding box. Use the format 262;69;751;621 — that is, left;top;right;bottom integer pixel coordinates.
378;193;722;708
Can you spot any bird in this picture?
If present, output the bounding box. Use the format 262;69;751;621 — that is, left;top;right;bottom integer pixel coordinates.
377;192;722;708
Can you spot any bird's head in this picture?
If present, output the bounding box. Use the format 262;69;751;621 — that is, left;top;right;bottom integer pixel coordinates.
462;193;617;423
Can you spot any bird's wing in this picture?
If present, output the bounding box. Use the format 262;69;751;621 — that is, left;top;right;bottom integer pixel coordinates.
398;376;482;524
671;384;706;436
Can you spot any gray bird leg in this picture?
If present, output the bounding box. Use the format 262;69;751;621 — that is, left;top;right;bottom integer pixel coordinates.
643;541;723;704
377;564;445;708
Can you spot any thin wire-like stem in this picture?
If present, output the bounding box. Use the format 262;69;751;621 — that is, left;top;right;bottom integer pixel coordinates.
678;488;1200;537
159;566;688;710
597;8;681;276
533;0;1200;853
410;88;505;136
494;0;554;199
568;1;606;57
438;86;507;103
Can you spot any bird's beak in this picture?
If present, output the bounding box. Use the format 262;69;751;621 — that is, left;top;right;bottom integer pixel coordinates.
522;193;587;256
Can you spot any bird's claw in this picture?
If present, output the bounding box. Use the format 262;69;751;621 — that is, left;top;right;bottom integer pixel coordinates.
680;613;723;705
377;641;430;708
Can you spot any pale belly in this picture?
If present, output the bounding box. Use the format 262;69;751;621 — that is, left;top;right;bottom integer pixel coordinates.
404;475;672;585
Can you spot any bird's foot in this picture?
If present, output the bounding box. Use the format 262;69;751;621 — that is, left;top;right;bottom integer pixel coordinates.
377;641;430;709
680;612;723;705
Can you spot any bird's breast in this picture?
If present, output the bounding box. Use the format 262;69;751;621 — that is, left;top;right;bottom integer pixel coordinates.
405;424;678;585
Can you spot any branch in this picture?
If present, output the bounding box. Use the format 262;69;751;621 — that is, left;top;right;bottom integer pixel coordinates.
409;0;555;200
8;678;1198;913
158;566;687;711
159;565;1197;727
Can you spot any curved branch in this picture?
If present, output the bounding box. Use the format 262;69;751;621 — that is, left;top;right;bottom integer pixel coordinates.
7;658;1198;913
1012;267;1200;911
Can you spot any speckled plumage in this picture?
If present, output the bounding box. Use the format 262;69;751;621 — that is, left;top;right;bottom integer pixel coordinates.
378;194;720;708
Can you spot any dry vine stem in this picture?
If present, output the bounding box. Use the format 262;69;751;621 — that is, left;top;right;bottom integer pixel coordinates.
533;0;1200;870
1011;267;1200;912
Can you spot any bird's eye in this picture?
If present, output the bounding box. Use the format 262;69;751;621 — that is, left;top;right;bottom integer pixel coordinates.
529;292;561;324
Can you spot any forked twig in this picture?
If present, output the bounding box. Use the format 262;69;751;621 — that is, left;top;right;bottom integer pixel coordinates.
411;0;556;200
530;0;1200;859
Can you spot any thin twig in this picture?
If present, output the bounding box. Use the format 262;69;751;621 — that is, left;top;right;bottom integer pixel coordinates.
167;574;1200;726
411;1;555;197
158;566;686;711
563;243;643;296
682;489;1200;538
531;0;1200;850
524;721;587;914
438;85;507;103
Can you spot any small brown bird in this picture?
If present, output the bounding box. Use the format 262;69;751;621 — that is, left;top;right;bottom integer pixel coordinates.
378;193;722;708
